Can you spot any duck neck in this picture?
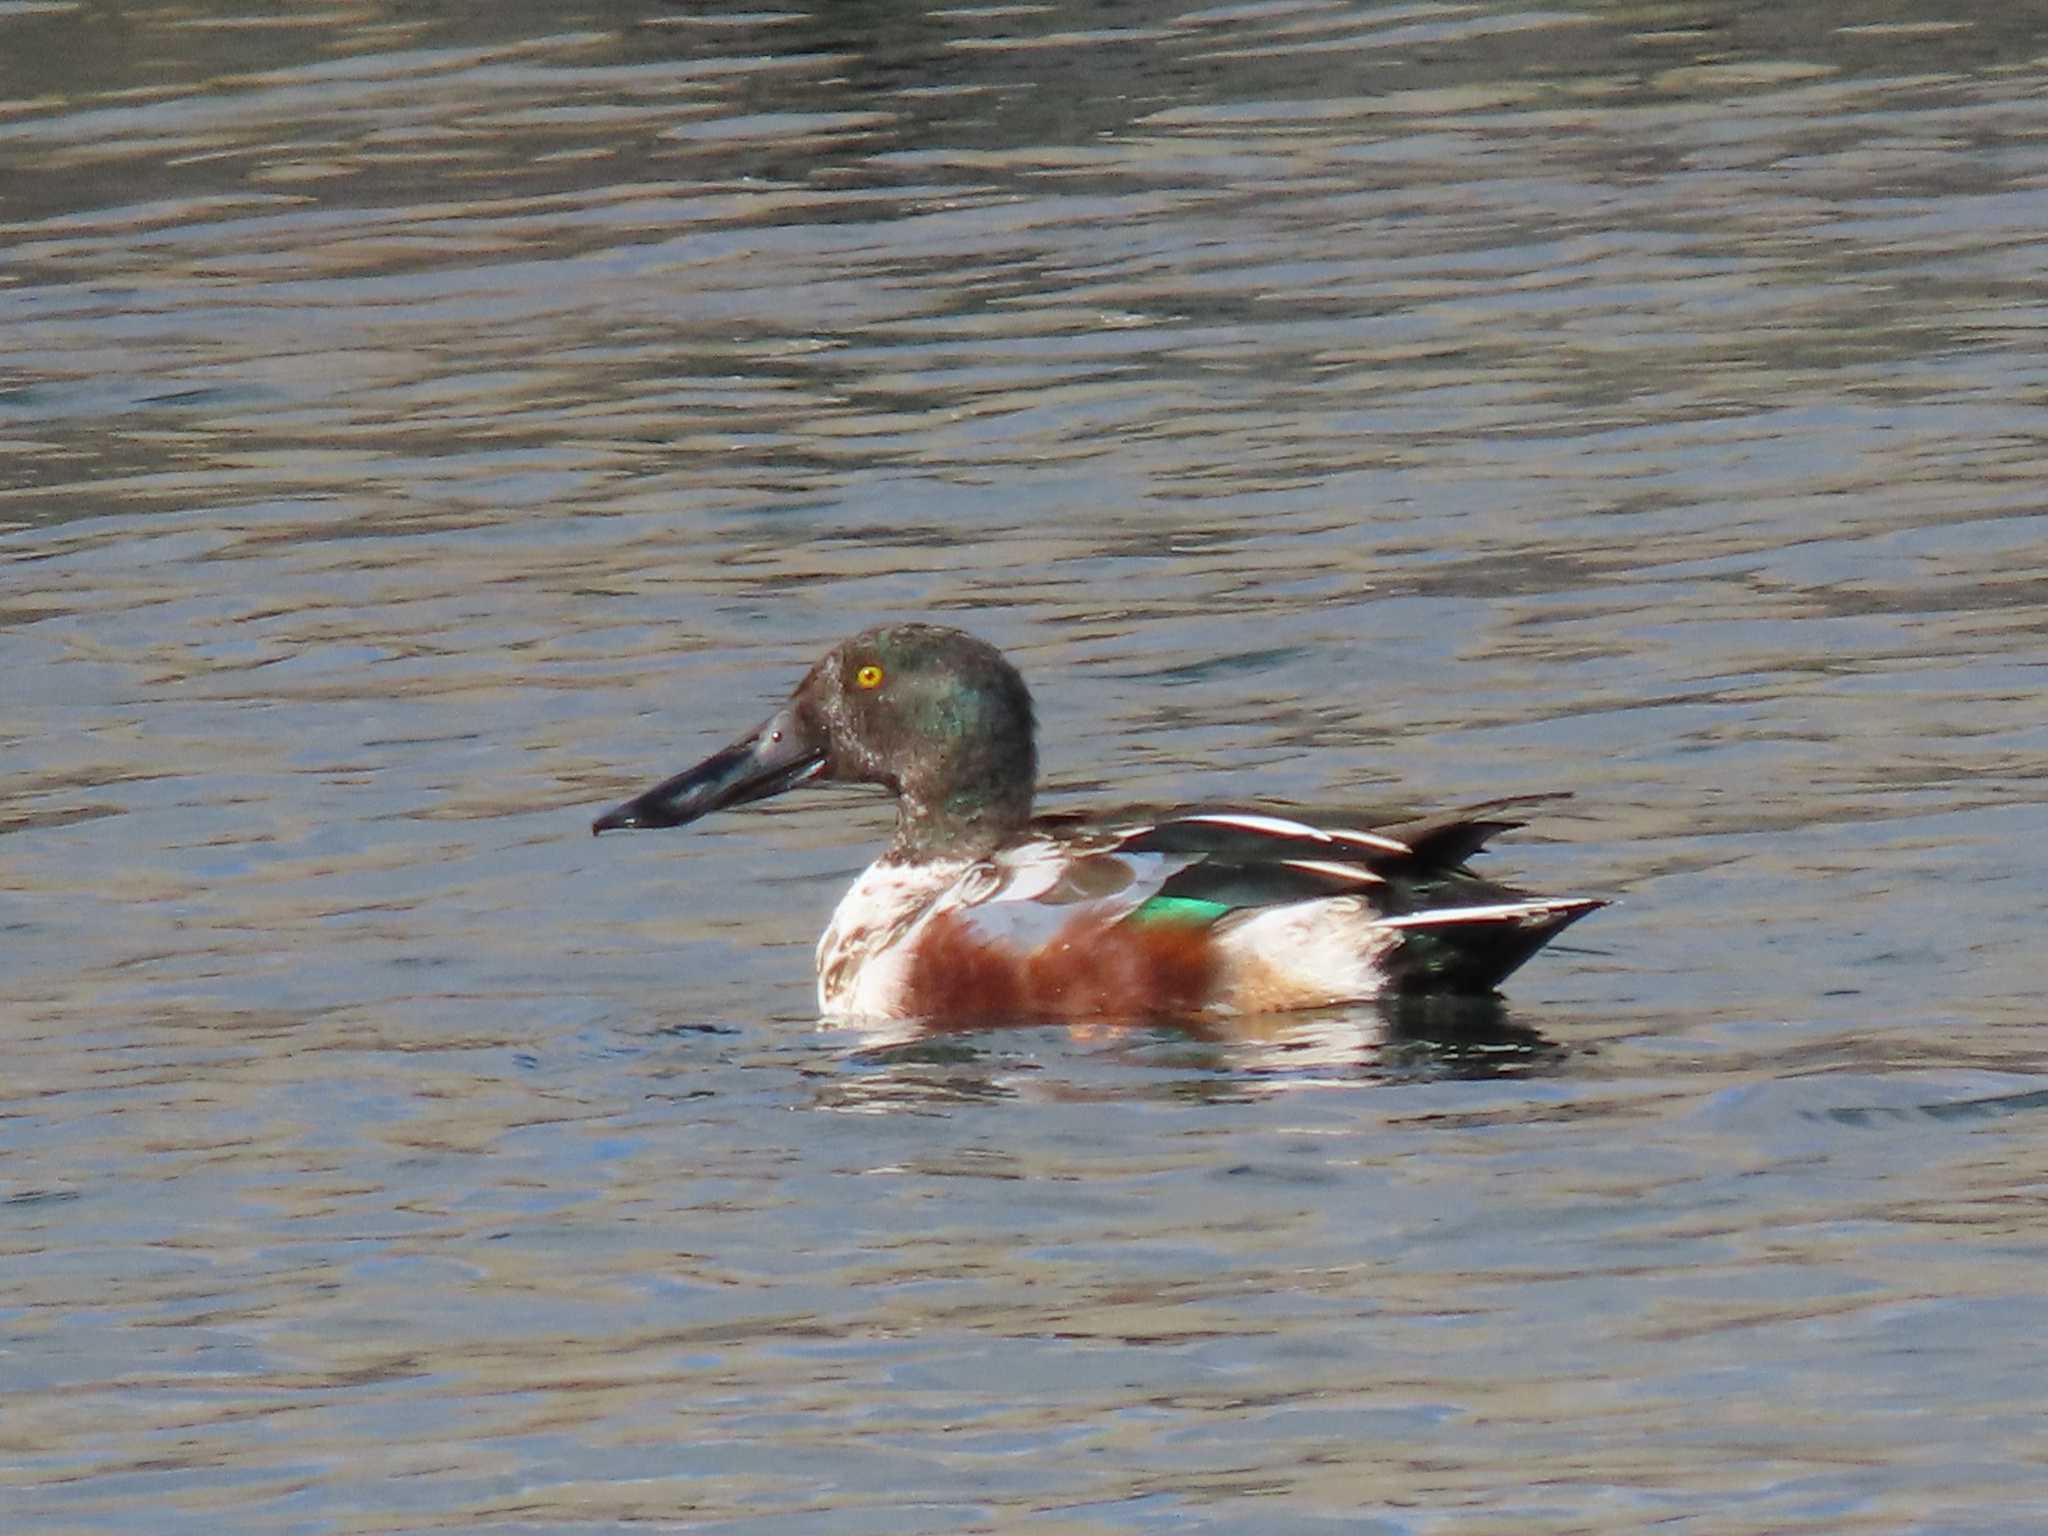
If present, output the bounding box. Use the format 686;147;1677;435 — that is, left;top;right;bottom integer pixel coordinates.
890;765;1034;863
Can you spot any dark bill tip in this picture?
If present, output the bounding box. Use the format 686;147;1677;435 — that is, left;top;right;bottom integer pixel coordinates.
591;802;636;836
591;706;825;837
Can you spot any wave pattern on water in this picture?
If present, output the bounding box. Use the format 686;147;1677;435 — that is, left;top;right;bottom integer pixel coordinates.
5;0;2048;1530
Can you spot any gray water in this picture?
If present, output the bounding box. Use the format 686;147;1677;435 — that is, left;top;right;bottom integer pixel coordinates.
6;1;2048;1530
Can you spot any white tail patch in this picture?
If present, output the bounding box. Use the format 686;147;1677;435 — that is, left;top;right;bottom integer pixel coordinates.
1378;898;1603;929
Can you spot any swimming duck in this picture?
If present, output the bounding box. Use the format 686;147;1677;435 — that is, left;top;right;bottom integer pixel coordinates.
592;623;1602;1023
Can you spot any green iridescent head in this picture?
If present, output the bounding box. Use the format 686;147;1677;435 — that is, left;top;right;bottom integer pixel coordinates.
799;624;1037;857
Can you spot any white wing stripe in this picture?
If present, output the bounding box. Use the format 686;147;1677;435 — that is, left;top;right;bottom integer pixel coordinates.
1324;827;1412;854
1175;812;1325;839
1169;813;1409;854
1280;859;1385;885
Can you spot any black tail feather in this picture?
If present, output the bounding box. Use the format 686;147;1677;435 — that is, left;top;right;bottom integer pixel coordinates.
1383;898;1606;994
1372;794;1577;874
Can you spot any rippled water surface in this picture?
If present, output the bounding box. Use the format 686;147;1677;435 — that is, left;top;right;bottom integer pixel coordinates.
7;1;2048;1530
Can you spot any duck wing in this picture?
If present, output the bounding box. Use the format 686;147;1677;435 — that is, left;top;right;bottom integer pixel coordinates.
1106;803;1603;995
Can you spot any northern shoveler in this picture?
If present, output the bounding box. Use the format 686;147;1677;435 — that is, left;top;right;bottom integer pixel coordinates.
592;623;1603;1023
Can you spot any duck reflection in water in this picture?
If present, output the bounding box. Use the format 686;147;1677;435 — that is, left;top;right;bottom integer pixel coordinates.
816;995;1567;1112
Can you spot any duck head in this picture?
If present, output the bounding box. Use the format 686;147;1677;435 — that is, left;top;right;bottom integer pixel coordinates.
592;623;1037;860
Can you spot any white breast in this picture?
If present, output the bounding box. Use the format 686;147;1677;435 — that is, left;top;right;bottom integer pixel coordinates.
816;857;974;1019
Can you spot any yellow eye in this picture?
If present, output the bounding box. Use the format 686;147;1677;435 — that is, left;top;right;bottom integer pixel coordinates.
854;663;884;690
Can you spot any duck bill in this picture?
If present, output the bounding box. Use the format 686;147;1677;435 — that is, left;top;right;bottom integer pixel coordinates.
592;706;826;834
